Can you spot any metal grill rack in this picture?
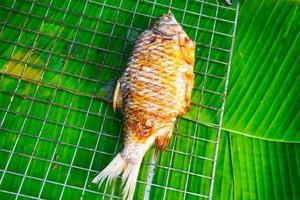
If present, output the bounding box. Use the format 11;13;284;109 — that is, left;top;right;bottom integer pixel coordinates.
0;0;239;199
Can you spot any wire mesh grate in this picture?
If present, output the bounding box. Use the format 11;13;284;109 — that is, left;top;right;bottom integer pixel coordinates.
0;0;239;199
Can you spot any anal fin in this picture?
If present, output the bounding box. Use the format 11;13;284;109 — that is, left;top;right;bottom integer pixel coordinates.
155;122;175;151
156;134;171;151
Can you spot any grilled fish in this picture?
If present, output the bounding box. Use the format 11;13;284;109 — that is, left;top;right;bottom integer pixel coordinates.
92;12;195;200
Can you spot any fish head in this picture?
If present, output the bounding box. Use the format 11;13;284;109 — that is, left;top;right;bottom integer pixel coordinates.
153;11;183;36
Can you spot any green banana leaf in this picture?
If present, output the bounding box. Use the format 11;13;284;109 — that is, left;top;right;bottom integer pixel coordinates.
222;0;300;142
212;0;300;199
213;132;300;200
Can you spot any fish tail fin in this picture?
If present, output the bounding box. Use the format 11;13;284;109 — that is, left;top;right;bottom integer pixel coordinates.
121;159;142;200
92;153;142;200
92;153;125;186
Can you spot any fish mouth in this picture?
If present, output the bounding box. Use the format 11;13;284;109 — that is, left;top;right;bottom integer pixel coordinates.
159;11;178;25
153;12;183;36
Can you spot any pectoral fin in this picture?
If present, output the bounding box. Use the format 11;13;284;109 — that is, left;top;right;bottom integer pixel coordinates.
184;69;194;112
179;35;195;66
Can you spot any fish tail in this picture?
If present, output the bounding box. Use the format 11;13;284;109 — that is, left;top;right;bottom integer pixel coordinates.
122;158;142;200
92;153;143;200
92;153;125;187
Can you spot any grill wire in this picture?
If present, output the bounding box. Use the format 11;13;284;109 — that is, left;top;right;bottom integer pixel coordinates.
0;0;239;199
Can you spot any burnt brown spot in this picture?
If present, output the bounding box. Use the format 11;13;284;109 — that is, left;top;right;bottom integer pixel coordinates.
185;71;194;80
161;37;173;43
184;37;190;43
185;106;190;112
156;135;171;151
124;108;175;142
149;35;156;43
124;109;154;142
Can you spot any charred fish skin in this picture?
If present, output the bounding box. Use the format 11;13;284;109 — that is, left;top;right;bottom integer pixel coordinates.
92;12;195;200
